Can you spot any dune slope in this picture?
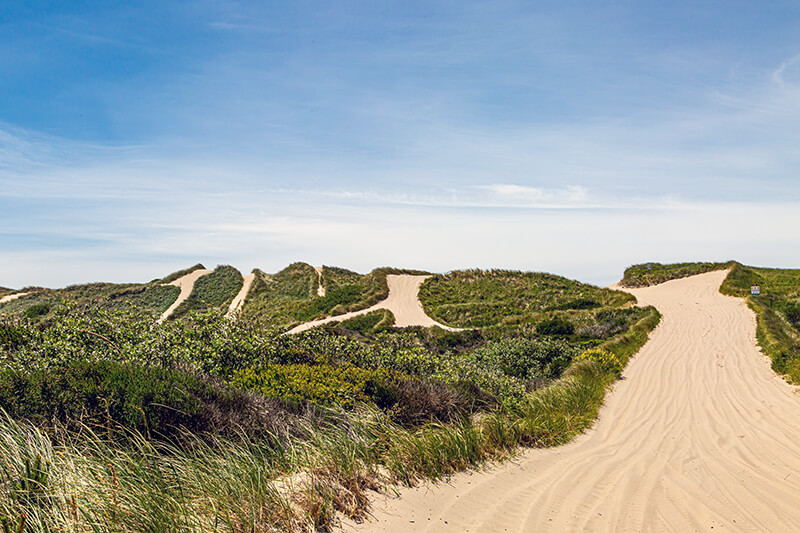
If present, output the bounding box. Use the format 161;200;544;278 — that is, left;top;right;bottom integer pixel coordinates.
344;270;800;532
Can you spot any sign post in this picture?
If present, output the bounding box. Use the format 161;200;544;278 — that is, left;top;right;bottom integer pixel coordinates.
751;286;760;296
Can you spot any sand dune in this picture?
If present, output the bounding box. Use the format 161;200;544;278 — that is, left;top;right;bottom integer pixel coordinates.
0;292;28;304
342;270;800;532
157;269;212;323
227;272;256;317
287;275;457;334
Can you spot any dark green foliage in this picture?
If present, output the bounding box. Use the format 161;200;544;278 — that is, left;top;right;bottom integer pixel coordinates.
0;320;25;351
620;261;734;287
474;337;578;381
0;360;286;441
23;304;49;320
537;316;575;336
548;298;599;311
169;265;243;319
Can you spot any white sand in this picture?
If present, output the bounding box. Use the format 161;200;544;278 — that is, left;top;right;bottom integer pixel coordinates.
341;270;800;532
315;266;326;297
0;292;29;304
287;275;457;334
157;269;212;323
227;272;256;318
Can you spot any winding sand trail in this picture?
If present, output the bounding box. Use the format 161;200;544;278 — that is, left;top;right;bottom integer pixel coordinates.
157;268;212;323
288;275;458;334
227;272;256;318
0;292;28;304
342;270;800;532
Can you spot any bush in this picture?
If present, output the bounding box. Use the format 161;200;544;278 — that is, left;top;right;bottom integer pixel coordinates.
473;336;577;381
232;364;398;410
576;347;623;376
23;304;50;320
0;320;26;350
0;360;288;442
537;317;575;336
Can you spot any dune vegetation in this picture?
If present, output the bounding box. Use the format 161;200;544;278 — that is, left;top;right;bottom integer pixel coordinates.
0;263;660;531
619;261;735;287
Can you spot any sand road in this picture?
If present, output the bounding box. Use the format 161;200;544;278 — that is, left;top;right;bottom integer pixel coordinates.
227;272;256;317
157;268;212;323
343;270;800;532
287;275;457;334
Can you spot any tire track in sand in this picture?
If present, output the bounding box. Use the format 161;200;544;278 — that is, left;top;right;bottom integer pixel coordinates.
342;270;800;532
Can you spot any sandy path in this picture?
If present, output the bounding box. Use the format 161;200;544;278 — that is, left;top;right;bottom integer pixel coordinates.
157;269;212;323
0;292;29;304
227;272;256;317
315;267;326;297
342;270;800;532
287;275;457;334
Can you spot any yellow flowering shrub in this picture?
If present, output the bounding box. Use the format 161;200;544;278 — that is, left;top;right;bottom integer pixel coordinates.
576;347;623;375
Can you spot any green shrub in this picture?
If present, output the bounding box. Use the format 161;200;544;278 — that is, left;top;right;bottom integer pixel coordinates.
473;336;577;381
537;317;574;336
23;304;49;320
232;364;396;410
0;360;286;441
0;321;25;351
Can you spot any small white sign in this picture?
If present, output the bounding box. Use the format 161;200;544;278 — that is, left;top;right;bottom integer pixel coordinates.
751;285;760;296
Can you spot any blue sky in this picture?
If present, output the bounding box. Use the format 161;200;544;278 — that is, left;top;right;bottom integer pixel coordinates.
2;1;800;287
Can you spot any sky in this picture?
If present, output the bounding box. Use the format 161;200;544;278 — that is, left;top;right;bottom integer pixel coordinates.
2;1;800;288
